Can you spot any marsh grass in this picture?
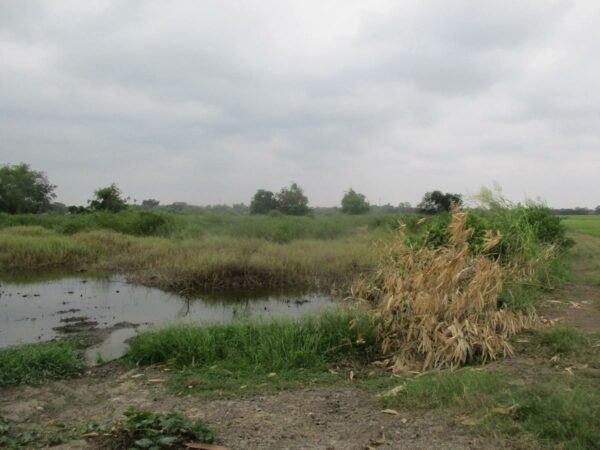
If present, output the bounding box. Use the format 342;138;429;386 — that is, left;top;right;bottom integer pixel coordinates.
0;227;376;289
0;340;85;386
0;226;94;269
127;309;375;371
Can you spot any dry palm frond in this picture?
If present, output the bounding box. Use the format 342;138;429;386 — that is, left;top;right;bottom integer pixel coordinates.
353;207;538;372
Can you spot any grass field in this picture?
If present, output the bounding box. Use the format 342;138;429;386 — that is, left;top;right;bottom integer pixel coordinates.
562;215;600;237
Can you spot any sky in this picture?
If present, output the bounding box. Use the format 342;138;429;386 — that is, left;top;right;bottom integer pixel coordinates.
1;0;598;208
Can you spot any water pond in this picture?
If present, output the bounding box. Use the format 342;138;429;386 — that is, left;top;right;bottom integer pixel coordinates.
0;273;334;363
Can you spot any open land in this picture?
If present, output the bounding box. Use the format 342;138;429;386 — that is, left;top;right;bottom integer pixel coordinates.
1;212;599;449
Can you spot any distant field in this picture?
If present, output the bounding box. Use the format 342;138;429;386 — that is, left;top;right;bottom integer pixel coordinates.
562;215;600;237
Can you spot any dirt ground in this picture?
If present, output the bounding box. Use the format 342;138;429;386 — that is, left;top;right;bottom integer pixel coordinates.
1;364;501;450
2;236;600;450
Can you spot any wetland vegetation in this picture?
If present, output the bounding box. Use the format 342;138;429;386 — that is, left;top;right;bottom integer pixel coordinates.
1;166;599;449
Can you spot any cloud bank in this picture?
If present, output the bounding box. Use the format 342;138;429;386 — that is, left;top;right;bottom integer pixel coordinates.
1;0;598;207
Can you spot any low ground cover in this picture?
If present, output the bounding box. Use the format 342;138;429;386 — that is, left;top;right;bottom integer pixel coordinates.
0;340;84;387
562;215;600;237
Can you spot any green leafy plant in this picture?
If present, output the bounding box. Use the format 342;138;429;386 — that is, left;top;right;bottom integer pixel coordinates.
0;418;44;449
107;407;216;449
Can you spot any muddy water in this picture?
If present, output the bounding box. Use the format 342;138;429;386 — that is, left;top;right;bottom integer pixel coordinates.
0;274;334;362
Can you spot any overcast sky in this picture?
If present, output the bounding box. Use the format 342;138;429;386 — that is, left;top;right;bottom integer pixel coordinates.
1;0;598;207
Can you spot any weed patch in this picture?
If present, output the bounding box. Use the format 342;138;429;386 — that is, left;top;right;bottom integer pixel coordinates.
0;340;84;386
104;407;216;450
492;380;600;450
377;369;503;410
531;324;588;355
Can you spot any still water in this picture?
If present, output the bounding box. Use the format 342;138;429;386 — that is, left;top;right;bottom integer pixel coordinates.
0;273;334;362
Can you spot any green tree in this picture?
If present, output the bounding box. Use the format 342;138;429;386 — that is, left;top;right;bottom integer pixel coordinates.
276;182;310;215
89;183;128;212
0;163;56;214
341;188;370;214
250;189;278;214
418;190;463;214
141;199;160;210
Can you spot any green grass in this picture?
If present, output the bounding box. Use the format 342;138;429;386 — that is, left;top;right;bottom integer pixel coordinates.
493;380;600;450
127;309;375;370
0;227;376;289
170;366;344;398
127;309;375;396
0;340;85;386
367;368;600;450
107;407;217;450
530;324;588;356
562;216;600;237
0;210;404;242
373;368;504;410
568;233;600;286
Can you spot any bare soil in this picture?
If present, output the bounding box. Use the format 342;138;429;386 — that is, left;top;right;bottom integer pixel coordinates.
1;364;502;450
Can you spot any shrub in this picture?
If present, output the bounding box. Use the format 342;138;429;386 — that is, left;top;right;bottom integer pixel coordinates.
341;189;370;215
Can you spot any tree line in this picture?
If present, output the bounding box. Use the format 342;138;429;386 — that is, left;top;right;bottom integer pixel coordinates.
2;163;598;216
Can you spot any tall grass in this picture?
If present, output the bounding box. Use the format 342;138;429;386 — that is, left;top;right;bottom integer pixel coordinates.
0;227;376;289
0;341;85;386
0;226;95;269
0;210;405;242
127;309;375;372
353;209;539;372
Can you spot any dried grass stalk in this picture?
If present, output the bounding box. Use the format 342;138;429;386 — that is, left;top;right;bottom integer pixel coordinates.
353;208;538;372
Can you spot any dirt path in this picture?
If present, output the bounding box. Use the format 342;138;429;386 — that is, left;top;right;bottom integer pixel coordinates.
1;365;495;450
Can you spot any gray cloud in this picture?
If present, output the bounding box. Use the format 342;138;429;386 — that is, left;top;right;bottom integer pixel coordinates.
0;0;598;208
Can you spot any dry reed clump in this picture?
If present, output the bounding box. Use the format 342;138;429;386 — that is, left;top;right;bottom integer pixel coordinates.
352;208;539;372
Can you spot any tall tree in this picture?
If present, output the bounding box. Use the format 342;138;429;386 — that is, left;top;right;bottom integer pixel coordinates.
89;183;128;212
341;188;370;214
250;189;278;214
418;190;463;214
141;199;160;210
276;183;310;215
0;163;56;214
